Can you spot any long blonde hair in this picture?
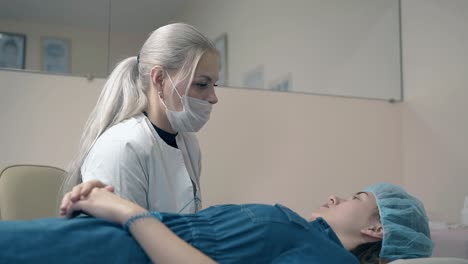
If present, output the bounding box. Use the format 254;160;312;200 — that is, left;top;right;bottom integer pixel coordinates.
61;23;217;196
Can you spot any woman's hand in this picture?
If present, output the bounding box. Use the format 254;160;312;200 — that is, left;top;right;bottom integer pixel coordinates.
59;179;114;216
66;187;147;225
60;183;216;264
60;180;146;225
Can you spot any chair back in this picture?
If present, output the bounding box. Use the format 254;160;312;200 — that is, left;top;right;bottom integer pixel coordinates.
0;164;66;220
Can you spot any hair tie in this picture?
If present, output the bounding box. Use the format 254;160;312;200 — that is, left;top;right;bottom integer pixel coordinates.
137;53;140;64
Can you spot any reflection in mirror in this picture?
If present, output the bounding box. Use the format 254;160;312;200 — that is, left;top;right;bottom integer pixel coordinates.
0;0;401;100
0;0;110;78
179;0;402;100
108;0;188;68
109;0;401;100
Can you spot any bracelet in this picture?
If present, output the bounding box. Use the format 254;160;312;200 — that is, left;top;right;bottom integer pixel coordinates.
123;211;163;232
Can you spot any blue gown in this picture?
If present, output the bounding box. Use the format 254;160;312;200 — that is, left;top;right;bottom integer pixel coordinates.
0;204;359;264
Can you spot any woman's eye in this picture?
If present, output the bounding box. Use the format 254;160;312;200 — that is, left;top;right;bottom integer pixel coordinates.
353;195;360;200
195;82;208;88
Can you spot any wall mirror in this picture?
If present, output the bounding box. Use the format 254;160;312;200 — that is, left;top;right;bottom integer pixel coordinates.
1;0;401;100
0;0;110;78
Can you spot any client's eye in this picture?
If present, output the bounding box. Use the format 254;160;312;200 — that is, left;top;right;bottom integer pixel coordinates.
353;195;360;200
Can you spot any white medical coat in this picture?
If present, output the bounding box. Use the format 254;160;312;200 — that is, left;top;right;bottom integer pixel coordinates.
81;114;201;213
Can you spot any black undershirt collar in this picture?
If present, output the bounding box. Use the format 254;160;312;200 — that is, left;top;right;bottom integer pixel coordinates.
143;112;178;149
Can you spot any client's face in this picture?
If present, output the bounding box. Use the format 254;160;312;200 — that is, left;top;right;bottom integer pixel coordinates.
310;192;380;239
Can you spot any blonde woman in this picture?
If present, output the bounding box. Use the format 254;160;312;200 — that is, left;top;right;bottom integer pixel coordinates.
62;23;219;214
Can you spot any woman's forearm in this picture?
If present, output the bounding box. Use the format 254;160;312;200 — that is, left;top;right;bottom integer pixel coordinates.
64;186;214;263
127;212;217;264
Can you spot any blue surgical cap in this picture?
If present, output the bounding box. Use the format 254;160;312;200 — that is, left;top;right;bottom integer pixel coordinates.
364;183;433;261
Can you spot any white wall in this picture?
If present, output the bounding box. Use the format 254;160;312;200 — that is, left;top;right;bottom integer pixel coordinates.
0;70;402;218
0;71;103;170
401;0;468;223
198;88;402;217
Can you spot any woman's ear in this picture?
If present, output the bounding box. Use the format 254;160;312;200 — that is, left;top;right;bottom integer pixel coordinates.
150;66;165;93
360;224;383;243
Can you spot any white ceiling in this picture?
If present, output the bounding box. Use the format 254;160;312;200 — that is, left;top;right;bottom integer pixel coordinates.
0;0;188;32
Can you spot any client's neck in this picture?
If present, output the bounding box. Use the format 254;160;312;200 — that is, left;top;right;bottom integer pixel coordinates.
335;233;362;251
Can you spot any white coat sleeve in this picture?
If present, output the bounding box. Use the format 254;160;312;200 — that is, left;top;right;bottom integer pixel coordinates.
81;140;149;209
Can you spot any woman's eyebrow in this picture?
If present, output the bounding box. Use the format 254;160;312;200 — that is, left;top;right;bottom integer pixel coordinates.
195;75;212;82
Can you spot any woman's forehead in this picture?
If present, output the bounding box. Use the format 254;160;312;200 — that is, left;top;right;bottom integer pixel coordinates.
194;52;219;79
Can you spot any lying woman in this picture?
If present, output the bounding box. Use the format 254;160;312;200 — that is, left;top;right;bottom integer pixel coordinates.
0;181;432;264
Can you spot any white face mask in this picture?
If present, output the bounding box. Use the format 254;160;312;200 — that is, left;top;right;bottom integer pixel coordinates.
160;74;212;132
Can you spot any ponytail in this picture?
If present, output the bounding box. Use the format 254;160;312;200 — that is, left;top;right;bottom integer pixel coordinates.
60;56;148;196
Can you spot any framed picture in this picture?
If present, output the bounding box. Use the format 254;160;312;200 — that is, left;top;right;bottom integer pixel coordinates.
0;32;26;69
41;37;70;74
214;34;227;86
